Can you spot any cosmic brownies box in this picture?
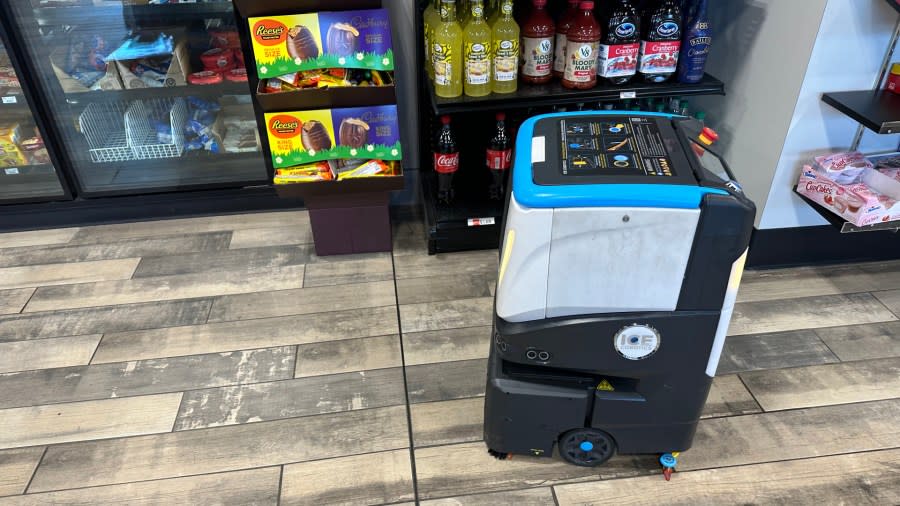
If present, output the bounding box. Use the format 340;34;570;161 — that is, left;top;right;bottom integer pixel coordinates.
264;104;402;168
249;9;394;78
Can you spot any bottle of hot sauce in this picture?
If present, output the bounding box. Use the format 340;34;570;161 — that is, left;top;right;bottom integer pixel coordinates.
552;0;579;80
562;1;601;90
520;0;554;84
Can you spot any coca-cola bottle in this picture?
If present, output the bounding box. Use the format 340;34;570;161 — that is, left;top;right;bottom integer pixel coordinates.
434;115;460;204
486;112;512;200
637;0;682;83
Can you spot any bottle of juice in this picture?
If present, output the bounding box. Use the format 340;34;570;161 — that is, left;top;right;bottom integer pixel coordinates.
492;0;519;94
520;0;554;84
433;0;463;98
597;0;640;85
486;0;499;25
424;0;440;81
458;0;470;27
464;0;492;97
562;1;600;90
638;0;682;83
552;0;579;79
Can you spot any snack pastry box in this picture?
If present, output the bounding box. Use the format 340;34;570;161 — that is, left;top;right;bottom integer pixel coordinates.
797;166;900;226
249;9;394;78
264;104;402;168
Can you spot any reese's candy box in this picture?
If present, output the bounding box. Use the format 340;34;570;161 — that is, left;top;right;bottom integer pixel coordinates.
248;9;394;77
264;105;402;168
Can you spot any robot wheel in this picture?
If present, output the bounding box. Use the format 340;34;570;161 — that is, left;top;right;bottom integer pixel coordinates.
558;428;616;467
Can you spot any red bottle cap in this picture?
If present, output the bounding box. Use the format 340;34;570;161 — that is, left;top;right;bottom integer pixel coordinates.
496;112;506;121
701;127;719;141
441;115;451;125
579;1;593;9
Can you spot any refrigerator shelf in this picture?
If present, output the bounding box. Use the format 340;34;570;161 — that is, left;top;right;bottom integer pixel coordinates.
63;82;251;105
34;2;235;27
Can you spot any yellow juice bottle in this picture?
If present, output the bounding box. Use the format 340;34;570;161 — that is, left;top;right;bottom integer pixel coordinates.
464;0;492;97
492;0;519;94
424;0;439;81
433;0;463;98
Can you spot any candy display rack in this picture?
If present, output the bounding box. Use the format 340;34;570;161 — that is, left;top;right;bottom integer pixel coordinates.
231;0;404;256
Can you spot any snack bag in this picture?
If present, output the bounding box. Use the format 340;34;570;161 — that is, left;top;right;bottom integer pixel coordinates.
813;151;872;185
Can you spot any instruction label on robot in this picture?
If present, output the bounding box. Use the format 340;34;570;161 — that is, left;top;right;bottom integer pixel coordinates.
559;116;675;178
614;324;661;360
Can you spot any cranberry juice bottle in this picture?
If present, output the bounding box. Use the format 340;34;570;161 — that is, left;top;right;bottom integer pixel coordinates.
552;0;579;79
597;0;640;85
520;0;554;84
562;1;600;90
637;0;682;83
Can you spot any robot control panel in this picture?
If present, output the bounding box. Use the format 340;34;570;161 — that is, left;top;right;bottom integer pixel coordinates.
531;115;700;187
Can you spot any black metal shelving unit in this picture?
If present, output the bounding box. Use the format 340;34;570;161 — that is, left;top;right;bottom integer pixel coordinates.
416;1;728;254
822;90;900;135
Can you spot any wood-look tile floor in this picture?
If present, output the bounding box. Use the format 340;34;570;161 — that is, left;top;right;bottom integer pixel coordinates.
0;209;898;505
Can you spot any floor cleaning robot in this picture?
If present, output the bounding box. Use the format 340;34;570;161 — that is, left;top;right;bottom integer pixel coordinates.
483;111;755;469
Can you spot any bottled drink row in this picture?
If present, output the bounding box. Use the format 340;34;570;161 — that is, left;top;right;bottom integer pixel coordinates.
425;0;711;98
430;97;711;204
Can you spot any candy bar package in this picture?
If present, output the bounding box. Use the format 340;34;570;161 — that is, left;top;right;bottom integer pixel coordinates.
249;9;394;78
797;165;900;227
264;104;401;168
812;151;872;185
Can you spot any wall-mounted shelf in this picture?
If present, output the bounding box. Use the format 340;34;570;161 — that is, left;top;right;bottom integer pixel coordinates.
822;90;900;134
795;189;900;233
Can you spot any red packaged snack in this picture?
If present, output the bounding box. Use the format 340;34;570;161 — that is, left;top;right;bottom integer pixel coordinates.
233;48;245;67
209;30;242;50
188;70;223;85
225;68;248;82
201;48;234;71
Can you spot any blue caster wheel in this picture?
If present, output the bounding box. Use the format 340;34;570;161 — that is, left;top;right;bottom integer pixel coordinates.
559;428;616;467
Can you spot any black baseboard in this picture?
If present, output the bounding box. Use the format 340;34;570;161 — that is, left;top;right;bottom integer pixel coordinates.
0;187;304;232
748;225;900;269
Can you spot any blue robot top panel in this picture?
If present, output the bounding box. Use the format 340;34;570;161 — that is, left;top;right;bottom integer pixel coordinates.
513;111;728;209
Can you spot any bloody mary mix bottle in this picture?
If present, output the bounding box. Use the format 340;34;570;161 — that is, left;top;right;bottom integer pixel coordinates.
552;0;579;79
520;0;554;84
562;1;600;90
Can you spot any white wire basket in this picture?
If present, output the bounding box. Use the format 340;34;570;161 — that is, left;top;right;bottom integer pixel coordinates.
79;101;134;163
125;98;187;160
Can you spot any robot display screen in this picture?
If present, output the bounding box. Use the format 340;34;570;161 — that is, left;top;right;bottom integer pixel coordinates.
560;116;676;178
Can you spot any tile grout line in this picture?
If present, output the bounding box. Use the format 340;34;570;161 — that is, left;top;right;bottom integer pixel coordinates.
736;373;766;413
276;465;284;506
170;392;187;433
390;251;420;506
86;334;104;366
869;289;900;319
16;287;39;315
550;484;562;506
809;328;844;364
22;445;48;495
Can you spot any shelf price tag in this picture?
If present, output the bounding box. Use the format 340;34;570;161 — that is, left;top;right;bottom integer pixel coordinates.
1;96;17;104
467;217;496;227
5;168;20;175
619;91;637;99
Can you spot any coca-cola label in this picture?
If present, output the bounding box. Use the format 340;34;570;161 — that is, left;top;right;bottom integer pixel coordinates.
486;148;512;170
598;42;639;78
638;40;680;74
564;42;598;83
434;152;460;174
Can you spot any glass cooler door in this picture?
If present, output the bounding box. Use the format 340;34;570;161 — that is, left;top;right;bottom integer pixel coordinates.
4;0;267;197
0;29;69;203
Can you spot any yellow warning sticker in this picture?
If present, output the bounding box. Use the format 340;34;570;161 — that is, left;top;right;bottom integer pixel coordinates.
596;379;615;392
